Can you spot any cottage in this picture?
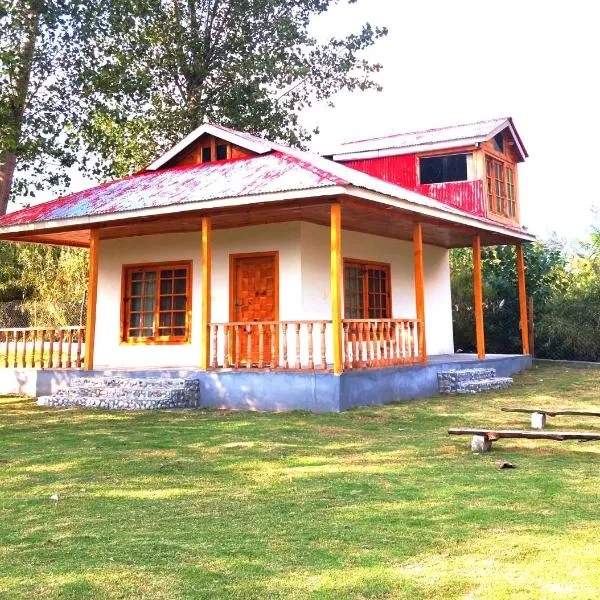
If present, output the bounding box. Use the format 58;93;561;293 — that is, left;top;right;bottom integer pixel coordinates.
0;118;534;411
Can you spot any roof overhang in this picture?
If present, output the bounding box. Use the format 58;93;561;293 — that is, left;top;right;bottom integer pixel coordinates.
0;184;535;248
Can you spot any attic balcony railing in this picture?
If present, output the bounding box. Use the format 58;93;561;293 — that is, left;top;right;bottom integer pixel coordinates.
208;318;423;371
0;326;85;370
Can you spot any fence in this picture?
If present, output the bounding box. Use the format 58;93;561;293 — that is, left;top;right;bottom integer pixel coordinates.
0;298;86;329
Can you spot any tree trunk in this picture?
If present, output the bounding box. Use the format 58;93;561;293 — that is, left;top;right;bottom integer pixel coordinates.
0;4;41;215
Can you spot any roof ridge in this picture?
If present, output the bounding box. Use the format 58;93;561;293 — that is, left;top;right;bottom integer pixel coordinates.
340;117;510;146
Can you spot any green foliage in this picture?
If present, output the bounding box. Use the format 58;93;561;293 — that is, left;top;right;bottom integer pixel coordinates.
451;229;600;361
0;241;87;326
76;0;388;178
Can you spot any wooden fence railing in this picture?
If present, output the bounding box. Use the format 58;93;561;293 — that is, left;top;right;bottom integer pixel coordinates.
0;327;85;369
342;318;422;369
209;320;332;371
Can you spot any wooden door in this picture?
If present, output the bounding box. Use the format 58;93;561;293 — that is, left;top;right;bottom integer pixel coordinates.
231;252;278;365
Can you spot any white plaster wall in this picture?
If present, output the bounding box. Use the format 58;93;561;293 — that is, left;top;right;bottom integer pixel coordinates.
95;224;302;368
299;222;454;356
94;221;453;368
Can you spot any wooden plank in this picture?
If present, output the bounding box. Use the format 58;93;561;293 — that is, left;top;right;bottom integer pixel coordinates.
472;235;485;359
84;230;99;370
200;217;211;369
330;203;343;374
413;223;427;363
516;245;530;354
448;428;600;441
501;408;600;418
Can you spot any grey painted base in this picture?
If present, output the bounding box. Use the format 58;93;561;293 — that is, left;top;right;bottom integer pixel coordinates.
0;355;532;413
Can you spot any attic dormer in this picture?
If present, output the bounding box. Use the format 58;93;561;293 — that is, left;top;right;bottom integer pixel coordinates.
144;123;273;171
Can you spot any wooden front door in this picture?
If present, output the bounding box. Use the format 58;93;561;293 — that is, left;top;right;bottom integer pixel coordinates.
231;252;278;365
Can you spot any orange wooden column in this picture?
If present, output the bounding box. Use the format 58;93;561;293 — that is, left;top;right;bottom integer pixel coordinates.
472;235;486;359
84;230;99;370
200;217;212;370
413;223;427;363
516;244;530;355
330;203;343;374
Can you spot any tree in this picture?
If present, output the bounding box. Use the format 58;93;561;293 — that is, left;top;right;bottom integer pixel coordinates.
0;0;86;214
77;0;388;179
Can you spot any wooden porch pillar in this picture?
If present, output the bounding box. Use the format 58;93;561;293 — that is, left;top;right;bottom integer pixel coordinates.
84;230;99;370
516;244;530;355
330;203;343;374
413;223;427;363
200;217;212;370
472;235;485;359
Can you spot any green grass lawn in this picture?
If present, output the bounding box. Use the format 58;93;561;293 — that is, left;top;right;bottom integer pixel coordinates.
1;364;600;599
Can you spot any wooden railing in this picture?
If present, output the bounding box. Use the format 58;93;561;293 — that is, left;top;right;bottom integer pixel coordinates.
342;318;423;369
209;321;332;371
0;327;85;369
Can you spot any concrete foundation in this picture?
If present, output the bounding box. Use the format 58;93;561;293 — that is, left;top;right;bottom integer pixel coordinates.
471;435;492;452
0;354;532;413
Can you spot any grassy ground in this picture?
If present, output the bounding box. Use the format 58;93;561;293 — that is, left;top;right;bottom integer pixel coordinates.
1;364;600;599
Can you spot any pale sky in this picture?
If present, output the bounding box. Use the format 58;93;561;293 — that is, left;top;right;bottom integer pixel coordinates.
306;0;600;240
23;0;599;242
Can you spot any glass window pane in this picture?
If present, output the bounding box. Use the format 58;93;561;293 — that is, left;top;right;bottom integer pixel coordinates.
202;147;211;162
158;327;171;336
160;297;173;311
145;281;156;296
143;313;154;328
160;280;173;295
141;328;153;337
130;298;141;311
174;296;186;310
216;144;227;160
174;269;186;278
145;271;157;280
132;272;143;281
130;313;141;327
129;329;141;337
173;328;185;336
131;282;142;296
174;312;186;326
159;313;172;327
161;270;173;279
143;297;155;311
174;279;186;294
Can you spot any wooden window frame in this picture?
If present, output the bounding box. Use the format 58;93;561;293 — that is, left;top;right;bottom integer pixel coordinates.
343;258;392;319
486;154;519;222
120;260;193;345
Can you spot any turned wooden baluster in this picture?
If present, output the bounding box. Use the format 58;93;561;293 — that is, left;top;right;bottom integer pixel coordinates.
3;332;9;369
307;322;314;370
21;330;27;368
270;324;276;369
282;323;289;368
246;324;252;369
408;322;415;361
343;322;350;370
76;328;83;368
351;328;358;369
57;329;64;368
211;325;218;369
357;322;365;368
223;325;230;369
258;324;264;369
66;329;73;368
365;322;373;367
234;325;241;368
39;329;46;369
390;322;398;365
320;322;327;370
295;323;301;369
29;329;36;368
13;330;19;368
385;321;392;366
48;329;55;369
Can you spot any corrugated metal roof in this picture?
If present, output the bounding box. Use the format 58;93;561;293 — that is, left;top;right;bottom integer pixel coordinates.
0;152;346;227
327;117;527;160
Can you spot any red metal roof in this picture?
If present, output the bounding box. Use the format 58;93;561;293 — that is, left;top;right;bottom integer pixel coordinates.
0;152;346;227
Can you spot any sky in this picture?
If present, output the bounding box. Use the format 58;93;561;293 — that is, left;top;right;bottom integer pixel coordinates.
304;0;600;241
23;0;599;242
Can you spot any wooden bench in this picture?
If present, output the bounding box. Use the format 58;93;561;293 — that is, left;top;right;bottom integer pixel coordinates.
501;407;600;429
448;427;600;452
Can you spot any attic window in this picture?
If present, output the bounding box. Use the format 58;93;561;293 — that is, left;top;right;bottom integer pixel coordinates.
493;133;504;153
419;154;468;184
201;147;212;163
216;144;227;160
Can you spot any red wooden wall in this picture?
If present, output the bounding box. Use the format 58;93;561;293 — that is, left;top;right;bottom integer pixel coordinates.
340;156;486;217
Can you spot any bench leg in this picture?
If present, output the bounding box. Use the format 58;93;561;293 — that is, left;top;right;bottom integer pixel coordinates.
471;435;492;452
531;412;546;430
